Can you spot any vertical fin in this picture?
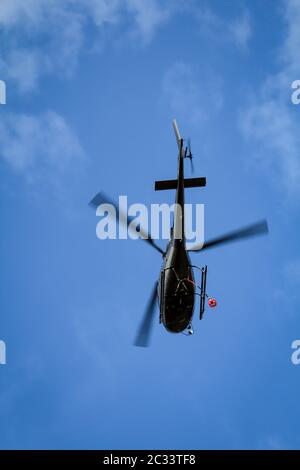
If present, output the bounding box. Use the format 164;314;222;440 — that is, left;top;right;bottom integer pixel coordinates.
173;124;185;242
172;119;185;157
173;119;181;148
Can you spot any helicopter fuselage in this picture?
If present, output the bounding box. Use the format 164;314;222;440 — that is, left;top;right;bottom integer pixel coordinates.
158;240;195;333
157;121;196;334
90;119;268;347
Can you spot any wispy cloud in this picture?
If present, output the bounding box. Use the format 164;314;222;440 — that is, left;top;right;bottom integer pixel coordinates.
0;111;84;184
0;1;176;191
272;256;300;320
196;6;252;50
256;435;287;450
0;0;174;93
0;1;253;94
281;0;300;75
162;61;223;127
229;11;252;50
284;258;300;285
0;49;49;94
240;0;300;195
126;0;171;42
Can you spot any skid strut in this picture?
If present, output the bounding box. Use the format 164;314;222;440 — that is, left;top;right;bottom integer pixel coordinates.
199;265;207;320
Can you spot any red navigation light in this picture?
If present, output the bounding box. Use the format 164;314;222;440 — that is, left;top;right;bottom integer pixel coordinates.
208;298;217;308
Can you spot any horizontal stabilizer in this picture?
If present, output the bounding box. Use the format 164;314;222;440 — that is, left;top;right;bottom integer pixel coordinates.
155;177;206;191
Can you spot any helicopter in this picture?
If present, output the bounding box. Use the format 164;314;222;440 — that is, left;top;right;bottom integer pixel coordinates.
90;120;268;347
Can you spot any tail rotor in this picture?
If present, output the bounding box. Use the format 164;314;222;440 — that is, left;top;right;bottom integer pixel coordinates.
185;138;194;174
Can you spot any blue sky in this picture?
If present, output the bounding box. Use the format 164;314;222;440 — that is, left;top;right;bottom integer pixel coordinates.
0;0;300;450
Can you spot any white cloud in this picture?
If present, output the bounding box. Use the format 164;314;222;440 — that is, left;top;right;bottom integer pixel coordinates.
196;7;252;49
162;62;223;127
281;0;300;75
0;111;84;183
284;258;300;285
229;11;252;49
256;435;287;450
0;0;44;27
126;0;170;42
240;0;300;195
0;0;174;93
0;0;175;189
76;0;122;26
0;49;48;93
0;1;254;94
0;1;86;92
241;96;300;191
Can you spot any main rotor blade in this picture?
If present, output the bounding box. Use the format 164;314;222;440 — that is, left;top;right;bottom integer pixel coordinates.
189;219;269;253
134;282;158;347
89;192;164;255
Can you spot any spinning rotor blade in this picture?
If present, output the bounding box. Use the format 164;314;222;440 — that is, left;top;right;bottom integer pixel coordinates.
186;139;194;174
134;282;158;347
89;192;164;255
189;219;269;253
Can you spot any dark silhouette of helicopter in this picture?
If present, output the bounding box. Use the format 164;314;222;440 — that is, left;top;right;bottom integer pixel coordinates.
90;120;268;347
